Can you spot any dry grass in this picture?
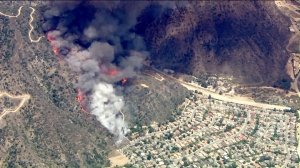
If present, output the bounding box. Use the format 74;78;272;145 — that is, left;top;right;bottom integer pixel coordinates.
108;150;129;167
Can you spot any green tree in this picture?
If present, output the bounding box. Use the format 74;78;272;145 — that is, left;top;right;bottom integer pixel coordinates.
147;153;152;160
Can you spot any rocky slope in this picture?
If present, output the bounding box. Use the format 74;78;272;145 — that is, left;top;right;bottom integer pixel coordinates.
0;4;111;167
123;70;191;126
136;1;293;87
0;2;191;167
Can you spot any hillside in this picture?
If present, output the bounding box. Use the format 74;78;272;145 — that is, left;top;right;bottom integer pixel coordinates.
0;2;191;167
0;1;298;167
123;69;191;126
136;1;293;86
0;3;111;167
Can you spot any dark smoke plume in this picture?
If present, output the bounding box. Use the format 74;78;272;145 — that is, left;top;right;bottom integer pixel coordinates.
43;1;188;141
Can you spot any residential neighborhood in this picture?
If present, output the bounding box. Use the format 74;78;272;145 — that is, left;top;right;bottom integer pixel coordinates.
120;91;299;167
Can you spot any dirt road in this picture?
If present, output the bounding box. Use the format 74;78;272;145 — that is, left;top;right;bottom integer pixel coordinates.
0;6;43;43
28;7;43;43
0;6;23;18
0;92;31;119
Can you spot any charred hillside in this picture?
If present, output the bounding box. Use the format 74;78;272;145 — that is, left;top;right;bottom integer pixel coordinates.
136;1;293;86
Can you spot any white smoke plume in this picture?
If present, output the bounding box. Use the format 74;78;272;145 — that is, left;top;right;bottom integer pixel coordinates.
43;1;188;141
47;34;139;140
90;83;126;138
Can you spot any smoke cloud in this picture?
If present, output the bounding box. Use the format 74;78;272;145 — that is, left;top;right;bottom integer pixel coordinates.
43;1;188;141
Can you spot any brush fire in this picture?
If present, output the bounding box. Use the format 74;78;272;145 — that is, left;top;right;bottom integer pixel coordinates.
121;78;128;85
43;1;151;142
76;89;88;113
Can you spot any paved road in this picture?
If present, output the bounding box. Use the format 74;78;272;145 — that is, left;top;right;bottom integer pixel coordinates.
148;66;291;111
180;82;291;110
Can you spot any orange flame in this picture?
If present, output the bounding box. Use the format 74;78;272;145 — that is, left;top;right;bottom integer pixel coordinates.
76;89;84;102
52;46;63;63
121;78;128;85
76;89;88;113
53;47;59;55
105;68;119;76
99;65;120;77
47;33;61;59
47;34;55;42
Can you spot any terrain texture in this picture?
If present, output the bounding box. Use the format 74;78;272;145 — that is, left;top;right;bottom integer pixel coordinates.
0;1;299;168
0;2;190;167
0;2;112;167
137;1;294;86
124;69;191;126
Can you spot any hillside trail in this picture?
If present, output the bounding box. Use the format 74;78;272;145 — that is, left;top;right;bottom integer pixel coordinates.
0;5;43;43
0;92;31;119
0;5;44;118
